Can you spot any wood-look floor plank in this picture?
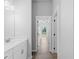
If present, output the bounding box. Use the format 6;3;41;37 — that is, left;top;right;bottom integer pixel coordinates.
32;36;57;59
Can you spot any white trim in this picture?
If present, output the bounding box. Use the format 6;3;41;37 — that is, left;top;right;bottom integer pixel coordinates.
27;56;32;59
32;50;37;52
35;18;38;53
56;6;60;58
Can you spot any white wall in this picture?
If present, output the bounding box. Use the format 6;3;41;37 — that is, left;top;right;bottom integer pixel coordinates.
52;0;74;59
32;0;52;51
59;0;74;59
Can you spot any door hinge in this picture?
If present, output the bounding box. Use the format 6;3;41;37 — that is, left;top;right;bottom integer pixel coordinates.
53;48;55;50
54;19;56;22
53;33;56;36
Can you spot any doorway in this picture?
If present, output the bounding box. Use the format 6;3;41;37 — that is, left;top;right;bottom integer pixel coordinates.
32;0;58;59
36;16;51;52
32;16;57;59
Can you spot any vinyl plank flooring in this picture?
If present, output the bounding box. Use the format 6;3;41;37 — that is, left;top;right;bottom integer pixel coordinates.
32;36;57;59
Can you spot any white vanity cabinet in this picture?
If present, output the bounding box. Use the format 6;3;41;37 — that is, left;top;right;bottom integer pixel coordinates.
13;41;27;59
4;0;32;58
4;0;15;41
4;39;27;59
4;49;13;59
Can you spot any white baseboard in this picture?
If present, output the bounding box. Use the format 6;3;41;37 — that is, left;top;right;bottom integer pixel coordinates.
32;49;37;52
49;50;54;54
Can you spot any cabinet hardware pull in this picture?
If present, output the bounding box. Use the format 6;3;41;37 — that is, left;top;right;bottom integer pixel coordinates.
21;49;24;54
54;19;56;22
4;56;8;59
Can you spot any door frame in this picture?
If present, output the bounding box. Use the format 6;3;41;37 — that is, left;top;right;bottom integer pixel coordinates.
36;16;52;52
35;16;39;52
51;6;60;54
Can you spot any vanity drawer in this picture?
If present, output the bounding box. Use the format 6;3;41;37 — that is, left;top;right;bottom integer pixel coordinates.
4;49;13;59
13;41;27;59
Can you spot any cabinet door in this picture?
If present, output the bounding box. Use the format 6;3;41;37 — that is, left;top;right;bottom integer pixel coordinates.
4;0;15;40
14;0;28;38
13;41;27;59
4;49;13;59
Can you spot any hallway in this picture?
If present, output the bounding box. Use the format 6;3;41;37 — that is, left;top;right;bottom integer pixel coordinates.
32;35;57;59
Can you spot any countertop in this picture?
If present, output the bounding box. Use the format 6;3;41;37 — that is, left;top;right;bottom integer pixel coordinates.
4;38;27;52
